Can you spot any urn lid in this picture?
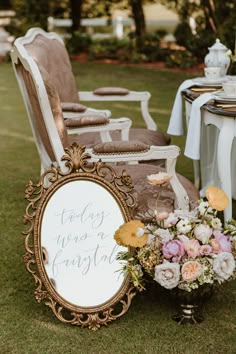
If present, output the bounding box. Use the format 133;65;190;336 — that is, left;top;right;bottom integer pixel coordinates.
208;38;228;51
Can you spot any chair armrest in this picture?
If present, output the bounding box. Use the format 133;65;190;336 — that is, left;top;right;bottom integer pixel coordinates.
66;117;132;142
63;107;111;119
78;90;156;131
79;90;151;101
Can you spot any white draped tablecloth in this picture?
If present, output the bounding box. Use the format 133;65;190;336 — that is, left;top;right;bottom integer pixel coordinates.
167;79;236;219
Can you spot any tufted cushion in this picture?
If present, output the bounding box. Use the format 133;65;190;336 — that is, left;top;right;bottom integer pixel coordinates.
93;86;130;96
65;115;109;128
62;102;87;112
93;141;150;154
113;164;199;223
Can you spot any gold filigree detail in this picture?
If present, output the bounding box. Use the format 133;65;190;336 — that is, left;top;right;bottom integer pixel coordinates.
61;143;91;172
44;287;136;331
35;289;48;303
22;143;136;329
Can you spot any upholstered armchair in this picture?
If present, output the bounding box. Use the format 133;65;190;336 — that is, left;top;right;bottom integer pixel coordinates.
11;39;199;224
14;27;170;149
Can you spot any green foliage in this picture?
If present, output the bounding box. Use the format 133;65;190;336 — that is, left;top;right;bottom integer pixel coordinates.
12;0;50;30
137;30;170;62
165;49;198;69
162;0;236;62
174;22;215;62
88;37;137;62
66;31;92;55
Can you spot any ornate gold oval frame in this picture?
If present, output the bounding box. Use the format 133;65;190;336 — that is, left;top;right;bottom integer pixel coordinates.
23;143;136;330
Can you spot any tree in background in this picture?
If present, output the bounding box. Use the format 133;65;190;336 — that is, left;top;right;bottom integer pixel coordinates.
69;0;82;32
0;0;12;9
12;0;50;30
160;0;236;60
129;0;146;41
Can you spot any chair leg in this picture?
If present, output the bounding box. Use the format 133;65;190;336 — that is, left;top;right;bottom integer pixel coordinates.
193;160;200;189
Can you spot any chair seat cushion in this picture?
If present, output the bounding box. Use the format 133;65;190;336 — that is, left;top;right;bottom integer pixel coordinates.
62;102;87;112
70;128;170;148
93;87;130;96
113;164;199;223
93;140;150;154
65;115;109;128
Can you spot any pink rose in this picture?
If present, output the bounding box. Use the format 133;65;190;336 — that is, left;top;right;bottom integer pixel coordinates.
184;239;200;258
210;239;221;254
162;240;185;260
200;244;212;256
213;230;232;253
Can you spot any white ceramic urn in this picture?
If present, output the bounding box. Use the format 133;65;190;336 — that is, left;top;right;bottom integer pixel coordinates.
204;38;230;76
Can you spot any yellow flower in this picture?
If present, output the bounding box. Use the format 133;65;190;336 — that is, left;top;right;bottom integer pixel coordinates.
147;172;172;186
206;186;229;211
114;220;148;247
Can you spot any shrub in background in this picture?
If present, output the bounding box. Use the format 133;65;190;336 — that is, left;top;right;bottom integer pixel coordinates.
66;31;92;55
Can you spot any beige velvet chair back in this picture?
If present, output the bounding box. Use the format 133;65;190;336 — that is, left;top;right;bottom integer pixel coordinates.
11;42;70;172
25;32;79;103
18;61;70;161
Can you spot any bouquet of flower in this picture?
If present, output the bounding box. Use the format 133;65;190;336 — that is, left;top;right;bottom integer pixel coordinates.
114;173;236;293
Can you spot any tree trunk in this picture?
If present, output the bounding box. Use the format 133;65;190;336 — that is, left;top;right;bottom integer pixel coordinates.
129;0;146;40
69;0;83;32
201;0;217;32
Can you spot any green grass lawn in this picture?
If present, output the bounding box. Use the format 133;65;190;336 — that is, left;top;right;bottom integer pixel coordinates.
1;61;236;354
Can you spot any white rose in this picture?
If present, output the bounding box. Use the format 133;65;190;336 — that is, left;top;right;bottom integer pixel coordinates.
211;217;222;230
176;218;192;234
154;262;180;289
213;252;235;281
194;224;212;244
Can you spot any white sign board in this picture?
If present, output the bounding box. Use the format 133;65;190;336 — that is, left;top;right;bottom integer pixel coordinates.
41;180;126;307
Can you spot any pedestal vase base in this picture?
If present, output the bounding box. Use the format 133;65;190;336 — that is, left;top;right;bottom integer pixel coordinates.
173;304;203;325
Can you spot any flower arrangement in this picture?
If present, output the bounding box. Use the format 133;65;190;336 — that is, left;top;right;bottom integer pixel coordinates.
114;174;236;295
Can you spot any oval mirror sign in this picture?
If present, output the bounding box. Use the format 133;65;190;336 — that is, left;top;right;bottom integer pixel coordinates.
23;144;136;330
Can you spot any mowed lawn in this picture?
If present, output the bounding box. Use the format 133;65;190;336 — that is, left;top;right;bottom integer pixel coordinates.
0;61;236;354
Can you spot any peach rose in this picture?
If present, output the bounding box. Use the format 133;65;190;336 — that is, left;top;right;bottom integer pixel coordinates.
210;238;221;254
206;186;229;211
182;261;202;282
